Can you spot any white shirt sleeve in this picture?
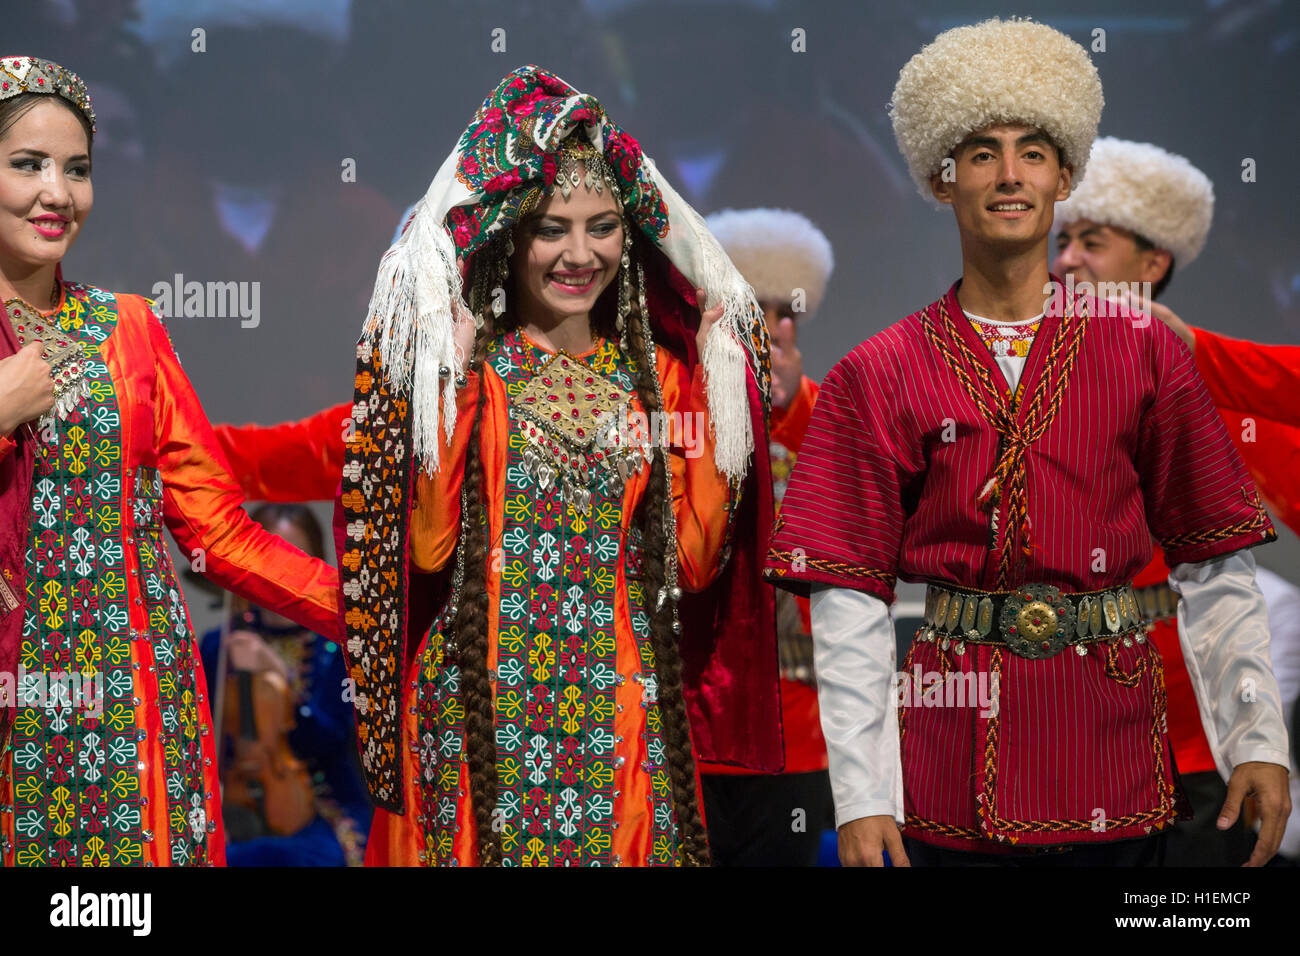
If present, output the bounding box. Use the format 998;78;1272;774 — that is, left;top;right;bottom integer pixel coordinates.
1169;549;1292;779
809;587;905;828
1254;566;1300;858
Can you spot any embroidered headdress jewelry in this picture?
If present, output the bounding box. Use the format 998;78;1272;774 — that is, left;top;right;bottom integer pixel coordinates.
359;65;768;481
0;56;96;131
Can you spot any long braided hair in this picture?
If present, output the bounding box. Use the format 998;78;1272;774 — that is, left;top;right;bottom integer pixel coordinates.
449;219;710;866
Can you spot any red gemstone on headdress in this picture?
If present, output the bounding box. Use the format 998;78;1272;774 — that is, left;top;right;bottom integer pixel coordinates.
567;392;574;402
585;393;596;401
571;409;579;418
564;376;572;385
1041;641;1050;651
585;376;593;385
547;394;557;402
543;377;552;386
552;412;561;421
576;428;585;437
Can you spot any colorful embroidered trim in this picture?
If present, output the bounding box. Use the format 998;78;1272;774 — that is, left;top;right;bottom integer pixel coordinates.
8;285;144;866
922;295;1091;589
338;338;413;812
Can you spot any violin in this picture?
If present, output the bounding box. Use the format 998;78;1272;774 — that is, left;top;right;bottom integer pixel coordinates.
214;607;317;841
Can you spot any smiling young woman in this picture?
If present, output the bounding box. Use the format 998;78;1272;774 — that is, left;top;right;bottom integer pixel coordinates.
337;66;782;867
0;56;340;868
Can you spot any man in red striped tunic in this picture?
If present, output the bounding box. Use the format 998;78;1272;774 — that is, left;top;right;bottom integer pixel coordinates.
1054;138;1299;865
765;17;1292;866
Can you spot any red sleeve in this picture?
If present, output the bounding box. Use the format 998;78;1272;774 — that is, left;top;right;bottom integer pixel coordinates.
1138;324;1276;565
136;298;340;638
769;375;819;453
1193;327;1300;429
764;343;915;602
1216;407;1300;538
214;401;352;502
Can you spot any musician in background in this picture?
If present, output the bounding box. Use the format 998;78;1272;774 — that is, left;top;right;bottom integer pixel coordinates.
199;504;370;866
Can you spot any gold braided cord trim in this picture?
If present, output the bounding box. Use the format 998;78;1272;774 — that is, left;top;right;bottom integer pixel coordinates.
1161;488;1273;551
968;643;1178;841
764;549;895;588
922;296;1091;589
903;816;984;840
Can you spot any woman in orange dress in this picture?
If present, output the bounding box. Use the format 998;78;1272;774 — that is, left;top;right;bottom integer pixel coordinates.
0;56;338;867
339;66;781;867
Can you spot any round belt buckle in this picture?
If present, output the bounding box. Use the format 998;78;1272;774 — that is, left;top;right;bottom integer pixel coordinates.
999;584;1079;660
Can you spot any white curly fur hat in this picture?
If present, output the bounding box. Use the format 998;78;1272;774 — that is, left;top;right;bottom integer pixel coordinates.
889;17;1104;207
1055;137;1214;266
705;208;835;319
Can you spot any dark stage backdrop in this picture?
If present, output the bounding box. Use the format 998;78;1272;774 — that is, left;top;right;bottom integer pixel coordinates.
10;0;1298;628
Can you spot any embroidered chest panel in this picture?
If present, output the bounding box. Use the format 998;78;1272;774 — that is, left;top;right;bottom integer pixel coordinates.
414;332;678;866
6;286;211;867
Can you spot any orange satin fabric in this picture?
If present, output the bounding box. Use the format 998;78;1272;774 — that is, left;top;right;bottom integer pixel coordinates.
367;335;730;866
701;374;827;776
214;401;352;502
1;291;339;867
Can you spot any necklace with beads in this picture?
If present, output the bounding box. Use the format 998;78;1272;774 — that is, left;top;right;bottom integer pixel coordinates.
4;285;91;426
502;329;651;514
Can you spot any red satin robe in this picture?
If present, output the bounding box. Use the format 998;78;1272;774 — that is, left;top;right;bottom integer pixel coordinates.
701;374;827;776
1132;327;1300;780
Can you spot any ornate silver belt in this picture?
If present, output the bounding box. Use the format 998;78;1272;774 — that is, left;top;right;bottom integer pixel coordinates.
919;581;1149;661
1133;582;1178;623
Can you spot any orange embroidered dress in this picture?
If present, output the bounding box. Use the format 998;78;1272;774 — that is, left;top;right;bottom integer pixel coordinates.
0;283;338;866
363;329;731;866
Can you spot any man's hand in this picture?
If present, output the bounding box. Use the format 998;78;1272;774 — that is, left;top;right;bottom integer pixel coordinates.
770;316;803;410
837;814;910;867
1103;290;1196;352
694;287;726;358
225;629;289;681
0;342;55;434
1143;298;1196;352
1219;761;1291;866
452;298;477;374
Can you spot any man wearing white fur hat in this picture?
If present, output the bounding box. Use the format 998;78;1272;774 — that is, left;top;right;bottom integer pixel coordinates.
766;17;1291;867
1055;137;1300;866
699;208;835;865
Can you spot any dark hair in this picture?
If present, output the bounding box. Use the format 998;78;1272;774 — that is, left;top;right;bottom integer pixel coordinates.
249;503;325;560
948;129;1067;172
0;92;94;155
1133;232;1176;299
452;224;710;866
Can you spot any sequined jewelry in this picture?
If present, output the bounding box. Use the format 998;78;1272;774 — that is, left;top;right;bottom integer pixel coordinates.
615;218;634;353
509;344;649;514
5;296;90;425
552;137;623;204
0;56;96;131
